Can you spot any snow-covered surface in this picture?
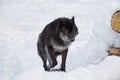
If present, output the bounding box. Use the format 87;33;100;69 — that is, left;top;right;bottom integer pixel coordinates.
13;56;120;80
0;0;120;80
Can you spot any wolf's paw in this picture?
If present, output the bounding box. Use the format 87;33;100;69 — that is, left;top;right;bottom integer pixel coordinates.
50;68;59;72
58;68;66;72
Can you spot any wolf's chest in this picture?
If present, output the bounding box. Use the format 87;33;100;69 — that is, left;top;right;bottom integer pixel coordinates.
51;41;70;52
53;44;69;52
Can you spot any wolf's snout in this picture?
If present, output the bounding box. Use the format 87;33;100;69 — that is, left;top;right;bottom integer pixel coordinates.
71;38;75;42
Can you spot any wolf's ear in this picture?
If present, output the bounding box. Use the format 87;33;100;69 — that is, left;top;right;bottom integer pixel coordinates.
71;16;75;24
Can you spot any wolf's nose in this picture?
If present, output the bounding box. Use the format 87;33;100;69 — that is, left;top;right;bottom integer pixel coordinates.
71;38;75;42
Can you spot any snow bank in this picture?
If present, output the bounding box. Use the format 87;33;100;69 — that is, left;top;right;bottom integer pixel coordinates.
0;0;120;80
66;0;120;71
13;56;120;80
13;0;120;80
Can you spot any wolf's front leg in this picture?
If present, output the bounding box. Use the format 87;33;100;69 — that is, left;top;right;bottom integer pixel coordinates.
60;49;68;71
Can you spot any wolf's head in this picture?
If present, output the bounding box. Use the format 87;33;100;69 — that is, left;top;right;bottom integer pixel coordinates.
58;16;78;42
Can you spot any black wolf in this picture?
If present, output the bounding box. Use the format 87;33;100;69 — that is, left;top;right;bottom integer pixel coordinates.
37;16;78;71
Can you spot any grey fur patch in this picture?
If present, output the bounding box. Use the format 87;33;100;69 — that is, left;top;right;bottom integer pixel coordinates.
45;46;52;68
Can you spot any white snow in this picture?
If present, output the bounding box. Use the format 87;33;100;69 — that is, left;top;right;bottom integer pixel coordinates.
12;56;120;80
0;0;120;80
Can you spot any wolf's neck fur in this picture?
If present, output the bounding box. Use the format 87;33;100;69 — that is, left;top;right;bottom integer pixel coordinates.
51;33;71;52
60;32;70;42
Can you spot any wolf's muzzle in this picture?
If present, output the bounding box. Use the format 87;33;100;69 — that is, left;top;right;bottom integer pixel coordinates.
70;38;75;42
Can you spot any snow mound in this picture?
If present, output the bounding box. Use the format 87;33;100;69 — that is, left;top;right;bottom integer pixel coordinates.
0;0;120;80
13;0;120;80
13;56;120;80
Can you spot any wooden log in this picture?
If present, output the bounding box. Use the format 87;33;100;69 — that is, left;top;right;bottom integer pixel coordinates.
111;10;120;33
109;47;120;56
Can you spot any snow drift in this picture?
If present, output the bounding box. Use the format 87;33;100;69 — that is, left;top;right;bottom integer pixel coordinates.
13;56;120;80
0;0;120;80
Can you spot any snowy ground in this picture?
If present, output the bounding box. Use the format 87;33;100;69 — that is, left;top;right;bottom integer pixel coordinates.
0;0;120;80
